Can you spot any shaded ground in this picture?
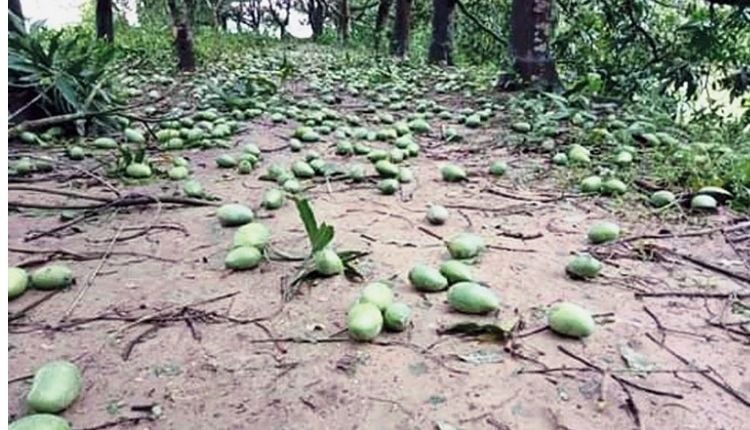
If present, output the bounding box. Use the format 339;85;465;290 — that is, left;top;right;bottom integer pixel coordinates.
8;71;750;430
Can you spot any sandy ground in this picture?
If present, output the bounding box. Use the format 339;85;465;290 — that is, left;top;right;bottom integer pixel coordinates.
8;79;750;430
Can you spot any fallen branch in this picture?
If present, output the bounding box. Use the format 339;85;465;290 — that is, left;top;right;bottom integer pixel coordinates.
9;193;219;210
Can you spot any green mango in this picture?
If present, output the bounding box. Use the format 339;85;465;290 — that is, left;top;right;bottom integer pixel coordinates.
489;161;507;176
292;161;315;178
233;223;271;249
439;260;474;284
216;154;237;168
168;166;189;180
441;164;467;182
602;178;627;195
447;282;499;314
217;204;254;227
408;264;448;292
548;302;595;338
237;160;253;174
426;205;449;225
183;180;204;198
27;361;81;413
511;121;532;132
66;146;85;160
580;176;603;193
9;414;70;430
31;265;73;290
566;254;602;279
446;233;485;259
384;303;411;332
398;167;414;183
377;179;399;195
262;188;285;209
125;163;151;178
650;190;676;208
691;194;717;210
314;249;344;276
347;164;366;182
347;302;383;341
587;222;621;244
9;267;29;299
225;246;262;270
124;128;145;144
358;282;393;311
375;160;399;178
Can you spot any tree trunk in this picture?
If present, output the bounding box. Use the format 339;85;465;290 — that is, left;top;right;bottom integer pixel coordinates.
167;0;196;72
374;0;393;51
9;0;24;32
339;0;350;42
309;0;325;40
509;0;560;89
391;0;411;57
427;0;456;65
96;0;114;42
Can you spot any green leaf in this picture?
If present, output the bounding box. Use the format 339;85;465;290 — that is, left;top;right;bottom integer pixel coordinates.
294;197;319;249
311;223;334;252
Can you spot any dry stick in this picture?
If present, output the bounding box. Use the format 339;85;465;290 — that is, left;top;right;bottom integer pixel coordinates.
8;290;63;321
517;366;707;375
70;165;121;196
620;221;750;243
642;305;713;341
651;245;750;285
122;324;162;361
8;373;34;384
483;187;574;203
59;226;123;322
636;291;750;299
557;345;684;399
8;185;113;202
25;207;106;242
645;332;750;408
111;291;240;337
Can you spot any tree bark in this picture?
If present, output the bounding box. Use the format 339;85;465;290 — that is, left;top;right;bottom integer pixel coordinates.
167;0;196;72
391;0;411;57
96;0;114;42
509;0;560;89
427;0;456;65
374;0;393;51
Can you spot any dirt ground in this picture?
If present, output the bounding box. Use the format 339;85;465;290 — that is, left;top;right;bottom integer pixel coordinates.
8;80;750;430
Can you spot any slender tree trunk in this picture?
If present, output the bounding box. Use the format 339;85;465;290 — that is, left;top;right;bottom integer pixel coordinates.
339;0;350;42
167;0;196;72
309;0;325;40
96;0;114;42
391;0;411;57
509;0;560;89
427;0;456;65
374;0;393;51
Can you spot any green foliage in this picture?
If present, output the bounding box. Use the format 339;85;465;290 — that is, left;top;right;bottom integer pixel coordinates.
8;14;119;128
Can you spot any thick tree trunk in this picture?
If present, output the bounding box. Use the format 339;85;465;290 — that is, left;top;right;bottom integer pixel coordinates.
339;0;350;42
391;0;411;57
96;0;114;42
167;0;196;72
427;0;456;65
509;0;560;89
374;0;393;51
